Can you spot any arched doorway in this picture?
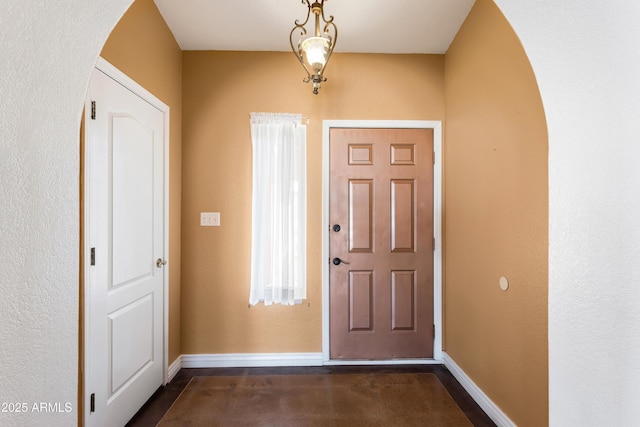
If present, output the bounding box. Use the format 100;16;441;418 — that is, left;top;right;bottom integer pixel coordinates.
91;2;549;426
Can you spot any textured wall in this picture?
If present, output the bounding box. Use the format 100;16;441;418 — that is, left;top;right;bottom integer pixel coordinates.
444;1;548;425
100;0;183;366
181;51;444;354
0;2;133;425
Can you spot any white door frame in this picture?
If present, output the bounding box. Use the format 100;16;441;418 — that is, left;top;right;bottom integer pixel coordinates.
83;57;170;399
321;120;443;365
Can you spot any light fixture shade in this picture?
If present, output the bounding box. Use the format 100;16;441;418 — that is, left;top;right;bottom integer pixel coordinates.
301;36;330;73
290;0;337;95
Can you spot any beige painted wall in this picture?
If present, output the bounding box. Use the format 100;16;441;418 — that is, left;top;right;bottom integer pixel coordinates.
443;0;548;425
98;2;548;423
100;0;183;364
181;51;444;353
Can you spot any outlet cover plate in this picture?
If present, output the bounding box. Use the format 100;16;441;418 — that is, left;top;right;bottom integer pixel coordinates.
201;212;220;226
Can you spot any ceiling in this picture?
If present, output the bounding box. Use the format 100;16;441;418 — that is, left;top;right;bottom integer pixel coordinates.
153;0;475;54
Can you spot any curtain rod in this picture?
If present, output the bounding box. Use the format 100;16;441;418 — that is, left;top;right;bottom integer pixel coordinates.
248;113;310;124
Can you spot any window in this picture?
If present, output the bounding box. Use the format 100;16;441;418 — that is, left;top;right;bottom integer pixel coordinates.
249;113;307;305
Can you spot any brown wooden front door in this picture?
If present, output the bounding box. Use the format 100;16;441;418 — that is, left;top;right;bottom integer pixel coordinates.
329;127;434;359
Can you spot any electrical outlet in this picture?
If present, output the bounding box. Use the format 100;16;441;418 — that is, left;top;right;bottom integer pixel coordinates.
201;212;220;227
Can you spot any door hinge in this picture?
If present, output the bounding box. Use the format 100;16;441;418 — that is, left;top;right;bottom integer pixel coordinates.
90;247;96;266
433;238;435;251
90;393;95;413
433;324;436;339
91;101;96;120
432;151;435;164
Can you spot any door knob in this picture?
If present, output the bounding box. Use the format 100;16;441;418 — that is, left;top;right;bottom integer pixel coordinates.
333;224;341;232
332;257;350;265
156;258;167;268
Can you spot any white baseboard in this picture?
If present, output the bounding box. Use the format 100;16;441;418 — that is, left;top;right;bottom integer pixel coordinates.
442;352;516;427
166;353;439;380
180;352;324;368
167;356;182;383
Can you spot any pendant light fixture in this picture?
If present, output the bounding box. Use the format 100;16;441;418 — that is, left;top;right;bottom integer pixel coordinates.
289;0;338;95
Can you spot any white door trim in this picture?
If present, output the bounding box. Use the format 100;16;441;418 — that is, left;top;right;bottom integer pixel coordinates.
85;56;170;389
321;120;443;364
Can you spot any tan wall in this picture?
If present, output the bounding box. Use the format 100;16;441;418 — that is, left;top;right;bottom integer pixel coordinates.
181;51;444;353
98;3;548;423
443;0;548;425
100;0;183;364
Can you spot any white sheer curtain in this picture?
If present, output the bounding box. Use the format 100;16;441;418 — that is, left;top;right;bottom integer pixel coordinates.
249;113;307;305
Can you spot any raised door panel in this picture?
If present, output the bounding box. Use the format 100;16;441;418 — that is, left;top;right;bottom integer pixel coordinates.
349;271;374;331
390;179;415;253
109;295;154;393
112;115;155;288
391;270;416;331
349;179;374;253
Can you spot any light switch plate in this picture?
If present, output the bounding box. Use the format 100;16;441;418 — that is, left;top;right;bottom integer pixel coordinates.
201;212;220;226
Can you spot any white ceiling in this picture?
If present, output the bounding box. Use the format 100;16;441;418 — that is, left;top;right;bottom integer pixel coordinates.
154;0;475;54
